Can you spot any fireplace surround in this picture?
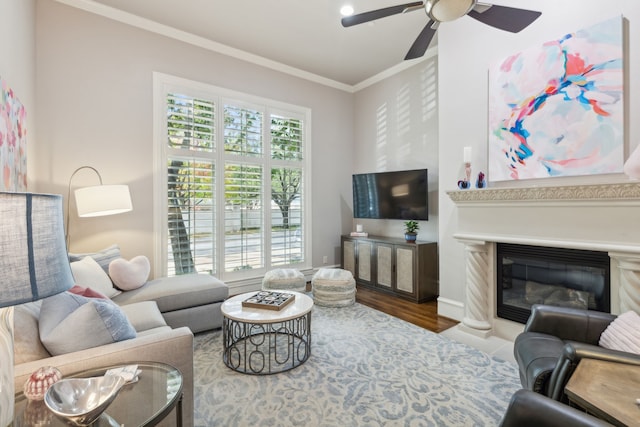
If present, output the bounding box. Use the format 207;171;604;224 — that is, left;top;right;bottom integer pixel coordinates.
448;182;640;339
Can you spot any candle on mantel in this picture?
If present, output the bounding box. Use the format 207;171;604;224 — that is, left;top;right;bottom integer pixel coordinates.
463;146;472;164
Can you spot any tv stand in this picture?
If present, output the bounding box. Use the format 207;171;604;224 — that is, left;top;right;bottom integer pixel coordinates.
341;235;438;302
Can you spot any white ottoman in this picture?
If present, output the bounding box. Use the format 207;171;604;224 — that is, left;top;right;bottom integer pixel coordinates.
312;268;356;307
262;268;307;292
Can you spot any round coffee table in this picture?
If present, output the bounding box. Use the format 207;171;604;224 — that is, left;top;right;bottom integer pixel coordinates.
222;290;313;375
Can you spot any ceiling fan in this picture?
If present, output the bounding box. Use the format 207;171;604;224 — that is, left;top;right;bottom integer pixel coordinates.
341;0;541;60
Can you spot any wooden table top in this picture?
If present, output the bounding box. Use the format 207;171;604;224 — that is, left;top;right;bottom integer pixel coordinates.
565;358;640;427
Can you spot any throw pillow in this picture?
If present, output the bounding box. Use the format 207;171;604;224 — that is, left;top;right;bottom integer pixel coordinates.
68;284;108;299
14;301;52;364
599;310;640;354
39;292;136;356
69;244;121;276
70;256;120;298
109;255;150;291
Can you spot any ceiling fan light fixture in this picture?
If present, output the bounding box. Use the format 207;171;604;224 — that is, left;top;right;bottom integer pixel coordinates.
426;0;476;22
341;0;540;60
340;5;354;17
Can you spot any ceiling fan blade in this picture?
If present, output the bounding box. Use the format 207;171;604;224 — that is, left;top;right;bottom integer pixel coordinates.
341;1;424;27
404;20;438;60
467;4;541;33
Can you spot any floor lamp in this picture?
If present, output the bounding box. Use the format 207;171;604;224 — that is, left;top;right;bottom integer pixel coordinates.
66;166;133;248
0;192;76;427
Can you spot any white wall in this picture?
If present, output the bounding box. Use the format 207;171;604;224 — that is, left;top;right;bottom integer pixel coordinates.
353;53;439;244
0;0;36;188
437;1;640;321
34;0;354;278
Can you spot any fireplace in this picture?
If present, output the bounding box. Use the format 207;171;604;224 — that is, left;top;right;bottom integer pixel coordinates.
447;183;640;339
496;243;610;324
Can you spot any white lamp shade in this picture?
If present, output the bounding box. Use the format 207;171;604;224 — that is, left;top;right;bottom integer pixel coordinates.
0;192;75;305
75;184;133;217
0;192;75;427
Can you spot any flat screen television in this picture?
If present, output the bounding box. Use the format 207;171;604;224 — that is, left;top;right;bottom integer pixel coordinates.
352;169;428;220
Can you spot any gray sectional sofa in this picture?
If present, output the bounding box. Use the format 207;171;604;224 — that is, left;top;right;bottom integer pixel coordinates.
113;273;228;333
13;246;229;427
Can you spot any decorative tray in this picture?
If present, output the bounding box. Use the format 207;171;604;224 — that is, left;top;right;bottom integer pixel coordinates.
242;291;296;311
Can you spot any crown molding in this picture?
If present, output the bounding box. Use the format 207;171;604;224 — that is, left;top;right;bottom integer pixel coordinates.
54;0;420;93
54;0;357;92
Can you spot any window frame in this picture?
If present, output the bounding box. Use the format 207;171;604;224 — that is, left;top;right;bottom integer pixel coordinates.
153;72;312;282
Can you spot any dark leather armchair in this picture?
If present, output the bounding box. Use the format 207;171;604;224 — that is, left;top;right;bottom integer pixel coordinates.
499;389;612;427
514;304;640;400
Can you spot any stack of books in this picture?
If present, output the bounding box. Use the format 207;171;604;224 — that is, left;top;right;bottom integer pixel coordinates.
350;231;368;237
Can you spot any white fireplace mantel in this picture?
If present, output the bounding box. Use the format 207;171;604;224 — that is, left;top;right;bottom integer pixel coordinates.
447;182;640;339
447;182;640;207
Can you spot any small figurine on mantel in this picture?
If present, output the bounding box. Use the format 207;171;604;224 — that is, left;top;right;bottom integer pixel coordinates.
476;172;486;189
457;163;472;189
458;146;472;189
457;178;470;189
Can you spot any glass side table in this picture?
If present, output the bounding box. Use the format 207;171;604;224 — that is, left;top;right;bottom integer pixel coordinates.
13;362;183;427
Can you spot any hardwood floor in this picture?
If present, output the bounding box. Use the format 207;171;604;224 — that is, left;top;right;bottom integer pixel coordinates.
245;283;459;333
355;285;459;333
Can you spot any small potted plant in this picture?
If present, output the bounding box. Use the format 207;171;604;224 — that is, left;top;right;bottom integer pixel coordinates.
404;220;419;243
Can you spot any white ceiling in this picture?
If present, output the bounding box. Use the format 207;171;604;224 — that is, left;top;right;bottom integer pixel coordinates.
82;0;439;87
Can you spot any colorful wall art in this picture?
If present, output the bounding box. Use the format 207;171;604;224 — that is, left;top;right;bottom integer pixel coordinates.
488;16;623;181
0;75;27;191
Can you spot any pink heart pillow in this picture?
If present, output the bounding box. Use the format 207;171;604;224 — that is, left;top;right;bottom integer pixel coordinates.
108;256;150;291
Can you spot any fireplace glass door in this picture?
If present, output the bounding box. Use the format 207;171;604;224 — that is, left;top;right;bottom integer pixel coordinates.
497;243;610;324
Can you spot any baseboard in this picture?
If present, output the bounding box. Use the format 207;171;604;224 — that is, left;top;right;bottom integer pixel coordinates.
227;281;261;295
437;297;464;321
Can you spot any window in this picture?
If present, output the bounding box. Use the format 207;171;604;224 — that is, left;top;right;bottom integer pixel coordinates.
154;73;310;281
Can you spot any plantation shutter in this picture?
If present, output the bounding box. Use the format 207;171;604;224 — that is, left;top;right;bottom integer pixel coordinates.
224;105;262;157
166;93;216;275
270;114;304;266
270;115;303;161
224;163;263;272
159;77;309;279
167;94;215;151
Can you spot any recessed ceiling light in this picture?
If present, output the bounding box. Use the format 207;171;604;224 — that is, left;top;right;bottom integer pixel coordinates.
340;5;354;17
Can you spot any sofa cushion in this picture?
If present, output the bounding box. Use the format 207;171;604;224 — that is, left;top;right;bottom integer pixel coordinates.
69;244;121;276
112;274;228;313
14;301;51;364
70;256;120;298
39;292;136;356
119;301;167;333
109;255;150;291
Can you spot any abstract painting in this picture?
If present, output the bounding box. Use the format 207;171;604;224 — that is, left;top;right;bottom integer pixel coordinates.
0;75;27;191
488;16;623;181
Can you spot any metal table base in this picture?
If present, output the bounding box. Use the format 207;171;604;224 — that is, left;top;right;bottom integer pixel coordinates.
223;312;311;375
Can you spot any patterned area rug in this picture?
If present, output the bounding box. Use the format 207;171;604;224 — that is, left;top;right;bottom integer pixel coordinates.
193;302;520;426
